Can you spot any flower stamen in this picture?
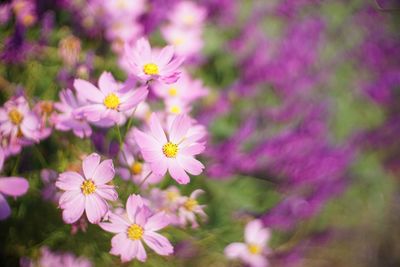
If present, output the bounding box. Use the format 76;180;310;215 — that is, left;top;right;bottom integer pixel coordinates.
8;109;23;125
127;224;144;240
184;198;198;211
81;180;96;195
103;93;120;109
162;142;178;158
143;63;159;75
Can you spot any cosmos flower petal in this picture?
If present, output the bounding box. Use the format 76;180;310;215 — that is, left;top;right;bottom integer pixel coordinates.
56;172;84;191
244;219;265;244
99;221;127;234
98;71;119;94
224;242;247;259
85;193;108;224
144;211;170;231
96;185;118;201
126;194;144;222
92;159;115;185
62;194;85;224
136;240;147;262
178;155;204;175
74;79;104;103
168;160;190;184
133;129;161;150
169;114;191;143
157;45;174;67
82;153;101;179
0;177;29;196
149;114;167;144
143;231;174;256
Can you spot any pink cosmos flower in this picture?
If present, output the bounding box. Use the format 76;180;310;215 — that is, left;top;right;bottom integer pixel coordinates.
224;219;271;267
0;147;29;220
74;71;148;124
22;246;92;267
177;189;207;228
161;26;204;58
167;1;207;28
125;37;184;84
55;153;118;224
52;89;92;138
148;186;182;225
0;96;40;142
100;194;173;262
117;144;163;187
133;114;205;184
153;70;208;102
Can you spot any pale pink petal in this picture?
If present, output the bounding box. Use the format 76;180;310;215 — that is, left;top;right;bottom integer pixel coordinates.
177;156;204;175
85;194;108;224
126;194;144;222
59;190;81;208
0;148;4;171
156;45;174;67
0;194;11;220
169;114;191;143
149;114;167;144
92;159;115;184
150;159;168;177
74;79;104;103
142;231;173;256
98;71;119;94
119;87;148;111
168;160;190;184
82;153;101;179
133;129;161;150
0;177;29;196
180;143;205;156
144;211;170;231
99;220;127;234
110;232;130;258
62;194;85;224
190;189;204;199
224;242;247;259
246;254;268;267
96;185;118;201
245;219;265;244
136;240;147;262
56;172;84;191
121;239;137;262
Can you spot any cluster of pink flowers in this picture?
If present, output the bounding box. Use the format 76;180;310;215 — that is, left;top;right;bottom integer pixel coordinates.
49;37;208;263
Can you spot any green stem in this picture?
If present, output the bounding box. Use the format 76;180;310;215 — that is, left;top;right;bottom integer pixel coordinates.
34;146;47;167
138;171;153;188
12;154;20;175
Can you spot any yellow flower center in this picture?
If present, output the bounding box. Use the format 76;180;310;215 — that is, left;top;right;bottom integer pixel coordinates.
168;87;178;97
173;38;184;46
103;93;120;109
127;224;144;240
169;105;181;114
41;101;53;114
130;161;143;175
81;180;96;195
143;63;159;75
8;109;23;125
248;244;261;255
162;142;178;158
184;198;198;211
166;191;180;201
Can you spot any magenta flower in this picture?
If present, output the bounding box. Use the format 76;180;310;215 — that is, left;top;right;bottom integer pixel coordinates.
224;219;271;267
56;153;118;224
74;71;148;124
0;96;40;142
133;114;205;184
125;37;184;84
52;89;92;138
100;194;173;262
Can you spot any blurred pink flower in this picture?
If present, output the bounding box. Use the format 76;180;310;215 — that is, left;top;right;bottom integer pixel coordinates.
74;71;148;124
56;153;118;224
100;194;173;262
125;38;184;84
162;26;204;58
167;1;207;28
177;189;207;228
0;96;40;142
133;114;205;184
225;219;271;267
52;89;92;138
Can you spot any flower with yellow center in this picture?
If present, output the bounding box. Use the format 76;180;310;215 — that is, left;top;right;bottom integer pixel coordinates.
166;191;180;202
143;63;159;75
81;180;97;195
169;105;181;114
8;109;23;125
168;87;178;97
162;142;178;158
103;93;120;109
127;224;144;240
172;38;184;46
130;161;143;175
184;198;198;211
247;244;261;255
